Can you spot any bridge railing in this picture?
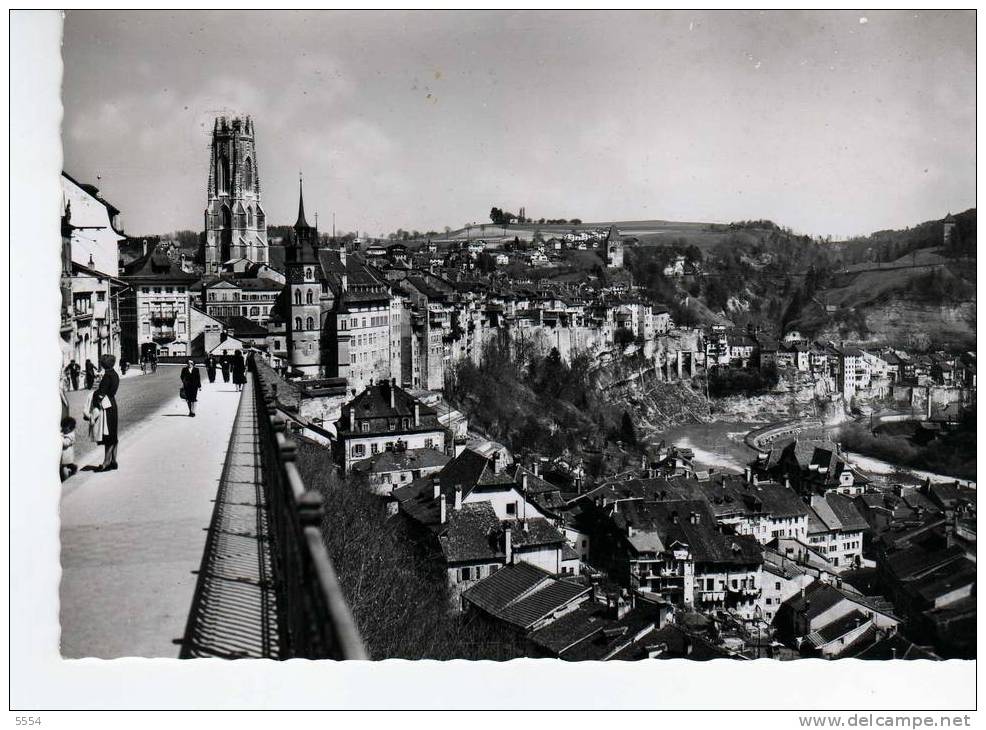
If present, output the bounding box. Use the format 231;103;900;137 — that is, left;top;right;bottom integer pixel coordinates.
250;358;368;660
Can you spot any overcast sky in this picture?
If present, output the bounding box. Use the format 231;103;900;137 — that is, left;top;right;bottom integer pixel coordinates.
62;10;974;239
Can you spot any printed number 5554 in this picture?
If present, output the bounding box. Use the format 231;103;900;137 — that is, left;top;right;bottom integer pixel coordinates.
15;718;41;726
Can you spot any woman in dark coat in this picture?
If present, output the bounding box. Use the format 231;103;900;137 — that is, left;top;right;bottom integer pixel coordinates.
205;356;217;384
84;359;97;389
231;350;247;391
93;354;120;472
180;359;202;417
220;356;231;384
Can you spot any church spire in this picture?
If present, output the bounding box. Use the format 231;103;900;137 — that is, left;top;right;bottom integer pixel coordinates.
295;173;309;230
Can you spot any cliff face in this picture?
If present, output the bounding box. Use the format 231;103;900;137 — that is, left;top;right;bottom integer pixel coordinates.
805;300;976;351
852;301;976;350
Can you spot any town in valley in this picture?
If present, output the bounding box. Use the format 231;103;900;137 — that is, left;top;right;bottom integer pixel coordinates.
59;112;976;662
51;10;976;670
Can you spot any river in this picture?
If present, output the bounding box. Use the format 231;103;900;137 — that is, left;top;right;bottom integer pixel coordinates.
644;420;762;474
645;418;976;488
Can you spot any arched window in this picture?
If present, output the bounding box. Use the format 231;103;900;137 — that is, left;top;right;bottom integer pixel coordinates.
250;306;259;316
305;268;313;279
294;290;301;305
247;206;253;228
306;290;314;305
294;317;302;330
217;153;230;193
243;158;253;191
306;316;315;331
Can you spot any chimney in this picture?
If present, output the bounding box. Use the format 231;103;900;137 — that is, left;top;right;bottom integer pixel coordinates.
522;474;528;492
523;520;530;533
671;511;679;524
347;407;354;432
492;451;501;473
690;512;700;525
744;466;753;484
454;485;462;511
142;239;149;257
389;382;395;409
533;461;540;477
627;524;634;537
504;527;512;564
784;477;791;489
414;403;420;426
432;476;441;500
439;495;447;524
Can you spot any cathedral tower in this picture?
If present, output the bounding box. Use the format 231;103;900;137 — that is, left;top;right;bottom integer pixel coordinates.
203;116;268;274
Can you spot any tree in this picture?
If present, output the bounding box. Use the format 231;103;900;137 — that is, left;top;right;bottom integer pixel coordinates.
614;327;635;348
620;411;637;445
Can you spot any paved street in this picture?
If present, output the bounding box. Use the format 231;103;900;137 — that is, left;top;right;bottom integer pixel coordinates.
59;372;246;658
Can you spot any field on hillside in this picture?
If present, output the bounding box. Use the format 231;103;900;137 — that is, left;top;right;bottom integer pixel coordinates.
433;219;766;255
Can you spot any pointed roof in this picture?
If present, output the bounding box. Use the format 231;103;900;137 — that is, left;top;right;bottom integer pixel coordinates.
295;175;309;230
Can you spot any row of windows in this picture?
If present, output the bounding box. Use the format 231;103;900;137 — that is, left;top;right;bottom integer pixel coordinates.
143;302;185;312
700;577;756;591
141;287;186;294
209;291;277;302
210;305;269;318
294;289;317;305
350;435;432;459
340;315;389;331
294;317;317;331
459;564;499;583
142;323;186;335
350;350;386;364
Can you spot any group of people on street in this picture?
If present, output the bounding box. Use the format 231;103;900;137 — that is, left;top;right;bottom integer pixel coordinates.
60;353;120;480
63;358;97;391
180;350;247;416
60;349;253;481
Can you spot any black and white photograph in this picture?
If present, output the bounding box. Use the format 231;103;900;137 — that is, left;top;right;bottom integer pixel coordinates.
9;7;978;715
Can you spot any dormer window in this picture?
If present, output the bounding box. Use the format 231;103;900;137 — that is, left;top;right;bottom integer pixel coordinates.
360;422;370;433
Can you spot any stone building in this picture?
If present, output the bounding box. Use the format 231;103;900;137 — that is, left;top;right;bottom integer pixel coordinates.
203;116;268;274
120;242;199;360
605;225;624;268
284;179;396;390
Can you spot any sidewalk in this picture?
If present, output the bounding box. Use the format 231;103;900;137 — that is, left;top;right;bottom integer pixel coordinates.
59;377;246;658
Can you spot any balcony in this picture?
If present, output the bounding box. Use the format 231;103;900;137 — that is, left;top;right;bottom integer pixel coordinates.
150;310;178;326
696;590;726;603
727;585;760;598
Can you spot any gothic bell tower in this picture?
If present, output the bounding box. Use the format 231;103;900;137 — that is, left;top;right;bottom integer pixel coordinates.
203;116;268;274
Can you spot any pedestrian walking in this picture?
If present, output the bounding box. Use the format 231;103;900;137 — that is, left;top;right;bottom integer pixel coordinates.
180;360;202;417
205;355;217;384
84;359;96;389
60;416;78;482
220;355;230;384
65;359;81;391
120;359;129;375
91;354;120;472
231;350;247;392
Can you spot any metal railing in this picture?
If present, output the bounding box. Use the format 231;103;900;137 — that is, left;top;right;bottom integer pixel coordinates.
251;358;368;660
